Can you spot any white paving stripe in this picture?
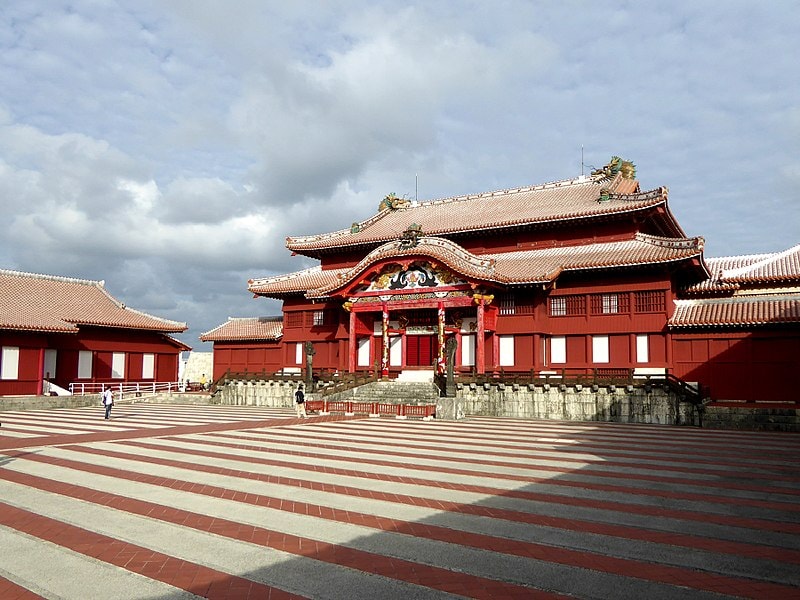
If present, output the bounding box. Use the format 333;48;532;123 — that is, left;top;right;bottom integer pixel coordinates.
207;428;800;488
18;444;799;585
0;480;464;600
0;465;724;600
0;523;202;600
31;437;800;548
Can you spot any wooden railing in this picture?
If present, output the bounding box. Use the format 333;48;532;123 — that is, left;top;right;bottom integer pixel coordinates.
305;399;436;419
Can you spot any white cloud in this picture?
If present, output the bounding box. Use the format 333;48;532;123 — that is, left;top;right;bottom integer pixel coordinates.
0;0;798;343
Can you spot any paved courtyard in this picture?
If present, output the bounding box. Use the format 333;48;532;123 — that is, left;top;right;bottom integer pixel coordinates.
0;404;798;599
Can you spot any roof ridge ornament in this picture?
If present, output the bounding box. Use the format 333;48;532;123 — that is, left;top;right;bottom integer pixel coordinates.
378;192;411;211
591;156;637;181
399;223;423;248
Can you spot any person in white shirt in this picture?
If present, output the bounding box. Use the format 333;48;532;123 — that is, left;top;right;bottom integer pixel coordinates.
102;388;114;420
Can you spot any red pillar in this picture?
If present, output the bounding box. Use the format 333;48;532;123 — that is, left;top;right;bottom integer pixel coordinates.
348;310;357;373
381;305;389;377
476;299;485;374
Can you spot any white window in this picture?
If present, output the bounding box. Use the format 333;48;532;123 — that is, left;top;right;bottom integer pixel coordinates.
499;335;515;366
295;342;303;365
602;294;619;314
142;353;155;379
550;297;566;316
78;350;93;379
43;349;57;378
461;334;475;367
550;336;566;364
357;337;371;367
1;346;20;380
111;352;126;379
389;336;402;366
313;310;324;326
636;335;649;363
592;335;609;363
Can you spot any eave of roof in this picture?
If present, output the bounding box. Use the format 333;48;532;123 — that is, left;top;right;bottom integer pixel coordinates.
285;173;680;256
669;293;800;328
248;266;348;299
683;244;800;295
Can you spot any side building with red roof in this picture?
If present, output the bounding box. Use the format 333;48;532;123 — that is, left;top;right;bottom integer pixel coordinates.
200;317;283;381
205;158;799;404
0;270;189;396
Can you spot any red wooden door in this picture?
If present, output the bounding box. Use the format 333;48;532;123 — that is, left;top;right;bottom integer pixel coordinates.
406;335;435;367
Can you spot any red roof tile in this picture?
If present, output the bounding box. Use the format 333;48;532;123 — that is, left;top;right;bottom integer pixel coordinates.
0;269;187;333
670;294;800;328
287;174;678;254
685;244;800;294
253;234;704;299
200;317;283;342
249;266;348;298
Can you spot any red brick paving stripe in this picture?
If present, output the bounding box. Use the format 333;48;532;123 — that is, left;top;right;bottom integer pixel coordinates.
332;421;800;464
0;469;563;600
3;453;798;599
146;434;800;527
0;501;301;600
212;429;800;492
54;444;800;566
0;415;355;451
291;422;800;471
228;426;800;484
0;577;44;600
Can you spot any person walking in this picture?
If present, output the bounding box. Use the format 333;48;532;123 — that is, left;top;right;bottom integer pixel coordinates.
294;384;307;418
102;388;114;420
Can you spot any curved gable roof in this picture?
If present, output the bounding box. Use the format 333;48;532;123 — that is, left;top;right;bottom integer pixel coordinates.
298;233;706;299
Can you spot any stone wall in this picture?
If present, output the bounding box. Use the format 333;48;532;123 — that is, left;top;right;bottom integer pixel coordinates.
456;382;699;426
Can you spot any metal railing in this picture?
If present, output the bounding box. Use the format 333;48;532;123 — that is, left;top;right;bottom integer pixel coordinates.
68;381;183;400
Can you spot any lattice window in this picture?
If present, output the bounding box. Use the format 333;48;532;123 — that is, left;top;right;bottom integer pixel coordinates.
498;294;516;315
634;290;666;313
549;295;585;317
285;312;303;328
590;293;630;315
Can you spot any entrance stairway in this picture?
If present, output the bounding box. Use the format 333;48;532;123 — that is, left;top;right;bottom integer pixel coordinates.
321;380;441;405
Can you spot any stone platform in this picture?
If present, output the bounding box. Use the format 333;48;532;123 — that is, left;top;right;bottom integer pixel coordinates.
0;404;799;598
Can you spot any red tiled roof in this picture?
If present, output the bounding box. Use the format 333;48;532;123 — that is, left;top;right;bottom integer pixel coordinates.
487;233;705;284
685;244;800;294
293;233;704;298
0;269;187;333
249;266;348;298
669;294;800;328
287;173;679;254
200;317;283;342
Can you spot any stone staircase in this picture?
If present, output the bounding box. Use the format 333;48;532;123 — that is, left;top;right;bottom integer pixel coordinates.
320;380;441;405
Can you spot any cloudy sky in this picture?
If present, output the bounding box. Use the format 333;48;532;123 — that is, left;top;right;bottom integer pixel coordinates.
2;1;799;347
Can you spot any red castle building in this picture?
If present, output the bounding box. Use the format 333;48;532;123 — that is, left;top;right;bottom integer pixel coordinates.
0;270;189;396
202;158;800;403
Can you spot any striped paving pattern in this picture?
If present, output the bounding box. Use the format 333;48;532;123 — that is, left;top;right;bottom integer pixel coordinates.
1;406;799;599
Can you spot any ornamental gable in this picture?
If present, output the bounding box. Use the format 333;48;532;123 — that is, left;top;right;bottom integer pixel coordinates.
362;262;466;293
